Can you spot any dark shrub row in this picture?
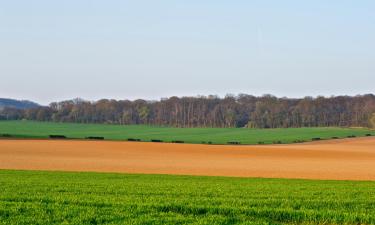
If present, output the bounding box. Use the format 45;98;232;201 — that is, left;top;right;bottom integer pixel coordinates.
49;135;67;139
85;136;104;140
127;138;141;142
227;141;240;145
3;133;369;145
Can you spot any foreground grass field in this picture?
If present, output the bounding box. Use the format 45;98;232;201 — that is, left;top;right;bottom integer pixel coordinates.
0;170;374;225
0;120;374;144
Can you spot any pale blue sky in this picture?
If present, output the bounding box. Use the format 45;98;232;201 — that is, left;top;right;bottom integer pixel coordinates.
1;0;374;104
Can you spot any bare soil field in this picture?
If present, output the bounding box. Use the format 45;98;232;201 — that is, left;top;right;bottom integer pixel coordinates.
1;137;375;180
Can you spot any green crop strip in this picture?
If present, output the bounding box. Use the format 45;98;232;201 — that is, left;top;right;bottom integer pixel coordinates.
0;170;374;224
0;120;374;145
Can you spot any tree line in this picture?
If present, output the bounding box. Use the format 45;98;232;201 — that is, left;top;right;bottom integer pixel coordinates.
1;94;375;128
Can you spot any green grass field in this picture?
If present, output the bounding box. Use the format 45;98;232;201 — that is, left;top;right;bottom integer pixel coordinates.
0;170;374;225
0;120;374;145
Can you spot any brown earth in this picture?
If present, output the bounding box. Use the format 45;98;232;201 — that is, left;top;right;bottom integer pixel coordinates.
1;138;375;180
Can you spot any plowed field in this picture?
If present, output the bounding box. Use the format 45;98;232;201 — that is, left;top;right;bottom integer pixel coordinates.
1;137;375;180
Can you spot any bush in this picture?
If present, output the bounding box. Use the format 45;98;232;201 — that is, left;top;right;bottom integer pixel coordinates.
365;134;372;137
331;137;339;139
85;136;104;140
227;141;240;145
347;135;356;138
1;134;12;137
128;138;141;142
258;141;265;145
172;140;184;143
151;139;163;142
49;135;66;139
312;137;321;141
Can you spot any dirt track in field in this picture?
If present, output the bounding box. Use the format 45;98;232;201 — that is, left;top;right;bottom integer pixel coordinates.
1;138;375;180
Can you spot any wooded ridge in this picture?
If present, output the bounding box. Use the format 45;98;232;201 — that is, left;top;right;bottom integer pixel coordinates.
1;94;375;128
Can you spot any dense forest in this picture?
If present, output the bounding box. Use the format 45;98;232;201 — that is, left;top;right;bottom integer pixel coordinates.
1;94;375;128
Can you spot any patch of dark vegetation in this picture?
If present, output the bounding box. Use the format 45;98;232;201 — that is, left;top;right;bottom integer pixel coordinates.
3;94;375;130
151;139;163;143
172;140;184;143
347;135;356;138
227;141;241;145
49;135;67;139
127;138;141;142
272;141;282;144
365;134;372;136
331;137;339;139
85;136;104;140
293;140;304;143
1;133;12;137
258;141;265;145
207;141;213;144
312;137;321;141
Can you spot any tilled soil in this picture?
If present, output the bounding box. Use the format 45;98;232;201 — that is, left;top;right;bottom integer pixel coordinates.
1;137;375;180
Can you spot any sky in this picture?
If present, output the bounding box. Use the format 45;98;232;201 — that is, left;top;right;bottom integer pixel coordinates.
1;0;374;105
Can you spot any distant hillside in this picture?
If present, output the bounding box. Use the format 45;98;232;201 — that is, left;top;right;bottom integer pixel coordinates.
0;98;40;110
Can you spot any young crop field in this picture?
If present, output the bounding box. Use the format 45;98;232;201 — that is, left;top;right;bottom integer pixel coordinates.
0;170;374;225
0;120;374;145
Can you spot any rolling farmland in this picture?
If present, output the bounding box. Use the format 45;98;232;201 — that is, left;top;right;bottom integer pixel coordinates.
1;170;375;225
2;0;374;224
1;137;375;180
0;120;374;145
1;121;375;224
